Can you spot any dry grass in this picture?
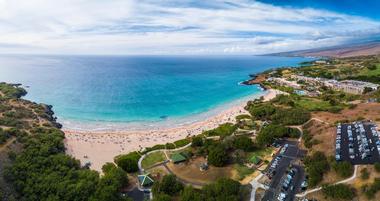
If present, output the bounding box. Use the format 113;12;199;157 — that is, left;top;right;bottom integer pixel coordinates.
302;120;336;157
312;103;380;125
166;157;234;185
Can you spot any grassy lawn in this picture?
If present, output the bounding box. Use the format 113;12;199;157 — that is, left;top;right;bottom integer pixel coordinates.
233;164;255;181
359;64;380;76
141;151;166;169
247;147;274;159
296;98;332;111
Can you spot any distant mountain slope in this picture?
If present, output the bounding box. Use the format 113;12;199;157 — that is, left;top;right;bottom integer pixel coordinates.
271;41;380;58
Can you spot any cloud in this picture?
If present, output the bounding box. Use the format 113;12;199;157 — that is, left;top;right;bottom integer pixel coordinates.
0;0;378;54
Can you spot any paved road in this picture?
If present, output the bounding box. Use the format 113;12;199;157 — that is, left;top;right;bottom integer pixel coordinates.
261;141;304;201
296;165;358;198
250;173;269;201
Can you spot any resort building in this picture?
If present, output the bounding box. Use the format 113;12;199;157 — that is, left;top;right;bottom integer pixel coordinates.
293;75;379;95
267;77;300;89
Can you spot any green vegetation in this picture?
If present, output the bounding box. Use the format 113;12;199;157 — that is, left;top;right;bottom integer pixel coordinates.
203;123;237;138
173;138;191;147
233;164;255;180
207;143;228;167
331;161;353;178
302;130;320;149
256;124;300;146
362;178;380;199
304;151;329;187
374;162;380;172
191;135;204;147
141;151;166;169
0;83;27;99
152;174;184;197
361;168;369;180
235;114;251;121
0;83;133;201
4;127;131;201
233;135;254;151
322;184;355;200
246;97;311;125
114;151;140;173
176;178;245;201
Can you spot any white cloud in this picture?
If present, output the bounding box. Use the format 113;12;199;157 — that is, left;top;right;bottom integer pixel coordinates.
0;0;378;54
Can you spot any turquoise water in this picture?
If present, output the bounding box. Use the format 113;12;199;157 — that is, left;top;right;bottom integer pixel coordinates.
0;55;308;126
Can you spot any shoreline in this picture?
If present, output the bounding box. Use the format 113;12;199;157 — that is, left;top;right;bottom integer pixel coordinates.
60;85;265;132
64;89;282;171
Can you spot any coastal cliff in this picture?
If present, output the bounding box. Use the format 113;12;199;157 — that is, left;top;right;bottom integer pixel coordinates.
241;73;268;89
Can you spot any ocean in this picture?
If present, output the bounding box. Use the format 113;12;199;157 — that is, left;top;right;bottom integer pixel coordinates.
0;55;309;129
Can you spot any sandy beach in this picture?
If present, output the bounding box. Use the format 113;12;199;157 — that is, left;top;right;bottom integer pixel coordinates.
64;89;282;171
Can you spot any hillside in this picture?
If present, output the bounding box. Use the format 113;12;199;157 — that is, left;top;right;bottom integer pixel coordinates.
271;41;380;58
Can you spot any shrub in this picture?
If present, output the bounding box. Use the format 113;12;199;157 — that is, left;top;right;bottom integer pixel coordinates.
322;184;355;200
173;138;190;147
191;136;204;147
361;168;369;180
272;108;311;125
374;162;380;172
203;123;237;138
332;161;353;178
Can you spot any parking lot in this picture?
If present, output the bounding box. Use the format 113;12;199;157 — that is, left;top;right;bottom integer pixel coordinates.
262;140;306;201
336;122;380;164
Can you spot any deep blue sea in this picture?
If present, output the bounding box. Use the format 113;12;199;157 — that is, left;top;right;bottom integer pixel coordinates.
0;55;308;128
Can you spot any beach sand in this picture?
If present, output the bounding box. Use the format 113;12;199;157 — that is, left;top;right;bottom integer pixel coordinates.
64;89;281;171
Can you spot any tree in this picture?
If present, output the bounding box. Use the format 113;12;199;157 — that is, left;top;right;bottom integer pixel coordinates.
233;135;254;151
180;186;203;201
332;161;353;178
256;124;300;146
114;151;140;173
207;144;228;167
91;165;130;201
202;178;241;201
304;151;329;187
203;123;237;138
152;194;172;201
191;136;204;147
152;175;183;196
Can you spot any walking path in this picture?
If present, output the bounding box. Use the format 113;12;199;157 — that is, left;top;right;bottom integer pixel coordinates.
295;165;358;197
0;137;16;153
250;173;269;201
137;142;192;173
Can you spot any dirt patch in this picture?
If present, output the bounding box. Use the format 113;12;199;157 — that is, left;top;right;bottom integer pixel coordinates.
302;120;336;157
166;157;234;185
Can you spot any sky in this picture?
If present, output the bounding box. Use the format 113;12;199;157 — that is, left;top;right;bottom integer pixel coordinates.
0;0;379;55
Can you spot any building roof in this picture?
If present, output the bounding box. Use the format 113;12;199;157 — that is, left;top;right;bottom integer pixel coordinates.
171;153;187;163
250;156;262;165
138;174;154;186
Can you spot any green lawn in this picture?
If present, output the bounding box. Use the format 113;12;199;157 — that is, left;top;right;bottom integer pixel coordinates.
295;98;332;111
141;151;166;169
247;147;274;159
359;64;380;76
233;164;255;180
